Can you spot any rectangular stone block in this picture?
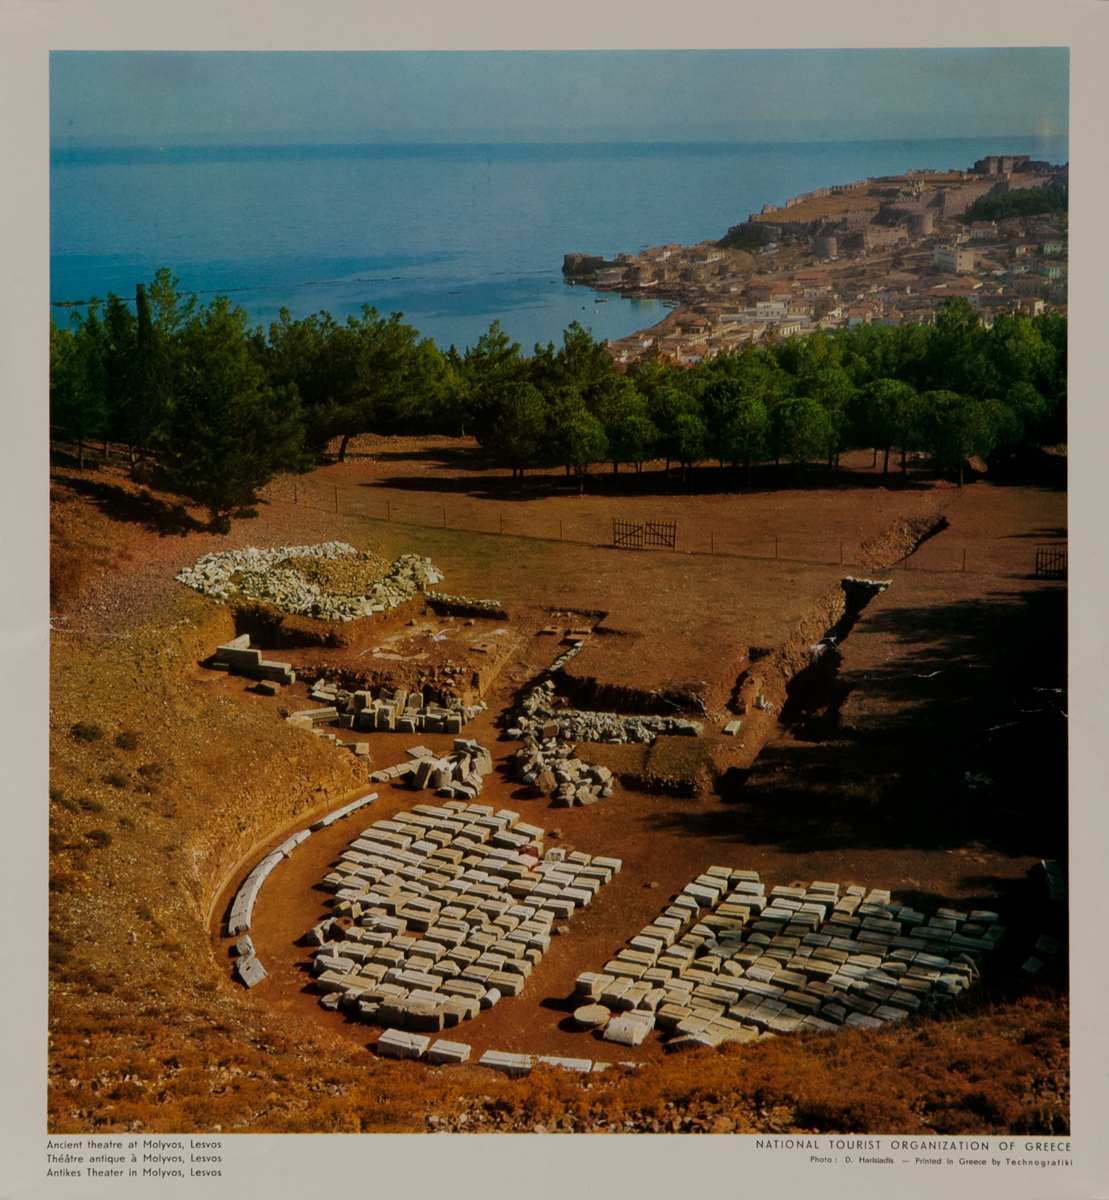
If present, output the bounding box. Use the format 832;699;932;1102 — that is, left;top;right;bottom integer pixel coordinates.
235;955;267;988
537;1055;593;1074
603;1016;649;1046
478;1050;534;1077
376;1029;430;1059
216;643;263;668
427;1039;471;1064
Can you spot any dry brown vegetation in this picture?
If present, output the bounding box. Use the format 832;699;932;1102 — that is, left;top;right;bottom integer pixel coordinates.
47;988;1067;1135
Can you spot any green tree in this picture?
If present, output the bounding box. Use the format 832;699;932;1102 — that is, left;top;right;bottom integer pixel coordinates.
839;321;928;391
445;320;526;439
164;296;310;529
919;390;999;487
985;311;1053;394
770;396;834;474
649;386;707;481
126;282;174;460
100;293;137;456
723;396;769;483
1031;312;1068;443
851;378;920;473
699;375;770;480
267;306;440;460
50;305;109;470
926;298;995;397
801;367;856;468
626;348;679;405
533;320;615;404
329;308;439;458
1003;381;1051;443
544;386;608;492
595;377;656;473
146;267;197;341
483;381;547;480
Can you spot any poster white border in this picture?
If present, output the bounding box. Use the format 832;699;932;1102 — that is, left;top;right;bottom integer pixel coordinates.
2;3;1106;1198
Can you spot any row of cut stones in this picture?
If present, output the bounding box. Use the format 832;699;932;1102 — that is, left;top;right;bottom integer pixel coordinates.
376;1031;639;1077
227;792;378;987
307;804;621;1032
575;869;1003;1050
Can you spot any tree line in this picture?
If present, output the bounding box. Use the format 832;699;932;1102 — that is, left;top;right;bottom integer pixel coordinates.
50;268;1066;528
962;183;1068;224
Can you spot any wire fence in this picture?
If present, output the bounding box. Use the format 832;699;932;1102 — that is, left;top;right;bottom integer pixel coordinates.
258;475;1055;577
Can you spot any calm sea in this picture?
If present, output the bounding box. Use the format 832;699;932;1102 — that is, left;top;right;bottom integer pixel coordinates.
50;136;1067;351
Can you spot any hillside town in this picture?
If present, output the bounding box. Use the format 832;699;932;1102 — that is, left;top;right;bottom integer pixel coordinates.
563;155;1068;368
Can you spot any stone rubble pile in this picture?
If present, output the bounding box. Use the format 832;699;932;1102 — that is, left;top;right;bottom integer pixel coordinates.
510;737;615;808
226;792;377;987
425;591;504;611
177;542;444;620
367;739;494;799
570;870;1002;1051
305;807;620;1036
507;679;703;747
288;681;487;738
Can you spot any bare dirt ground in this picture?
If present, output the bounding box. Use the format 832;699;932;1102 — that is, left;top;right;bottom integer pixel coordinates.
47;442;1069;1135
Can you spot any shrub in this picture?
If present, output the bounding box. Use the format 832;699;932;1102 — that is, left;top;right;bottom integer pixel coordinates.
86;829;113;849
78;797;103;813
130;459;159;486
118;815;134;828
115;730;141;751
51;789;79;813
137;763;164;779
71;722;103;742
102;772;128;789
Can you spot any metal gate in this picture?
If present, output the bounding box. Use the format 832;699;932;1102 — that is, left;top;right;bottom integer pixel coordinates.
613;518;677;550
1035;547;1067;579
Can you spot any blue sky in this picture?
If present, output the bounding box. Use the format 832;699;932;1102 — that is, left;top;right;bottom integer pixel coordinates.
51;49;1068;146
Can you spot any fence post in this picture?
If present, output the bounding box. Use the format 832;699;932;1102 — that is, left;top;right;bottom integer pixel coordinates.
443;506;447;529
294;481;298;505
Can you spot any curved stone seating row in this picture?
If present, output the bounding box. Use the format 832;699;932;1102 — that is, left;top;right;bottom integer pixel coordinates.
227;791;378;987
572;868;1003;1051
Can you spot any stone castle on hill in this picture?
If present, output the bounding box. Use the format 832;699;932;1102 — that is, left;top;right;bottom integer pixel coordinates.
562;154;1068;368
